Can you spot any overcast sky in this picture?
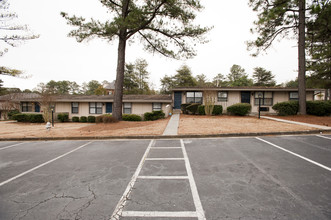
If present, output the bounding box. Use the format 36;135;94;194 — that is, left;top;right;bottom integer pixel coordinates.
1;0;299;91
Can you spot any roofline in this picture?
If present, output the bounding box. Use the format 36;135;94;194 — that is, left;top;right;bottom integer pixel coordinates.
171;87;320;92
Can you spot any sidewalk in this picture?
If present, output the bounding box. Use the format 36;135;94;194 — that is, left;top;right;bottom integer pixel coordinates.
162;113;180;135
261;116;331;130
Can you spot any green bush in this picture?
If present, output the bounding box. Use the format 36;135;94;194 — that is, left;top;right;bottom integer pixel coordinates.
227;103;252;116
96;114;117;123
57;113;69;122
122;114;142;121
72;116;79;122
80;116;87;123
186;103;201;115
272;101;298;116
198;105;206;115
198;105;223;115
213;105;223;115
181;103;191;114
12;113;44;123
306;101;331;116
144;110;165;121
87;116;96;123
8;109;20;120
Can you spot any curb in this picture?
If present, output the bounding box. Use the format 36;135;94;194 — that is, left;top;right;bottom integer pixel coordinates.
0;129;329;142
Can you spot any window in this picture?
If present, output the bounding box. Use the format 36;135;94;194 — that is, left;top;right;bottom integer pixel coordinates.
21;102;32;112
186;92;203;104
72;102;79;114
89;102;102;114
153;103;162;111
217;92;228;102
289;92;298;100
123;103;132;114
254;92;273;106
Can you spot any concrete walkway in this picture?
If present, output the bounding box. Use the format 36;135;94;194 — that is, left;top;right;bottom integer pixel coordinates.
261;116;331;130
162;113;180;135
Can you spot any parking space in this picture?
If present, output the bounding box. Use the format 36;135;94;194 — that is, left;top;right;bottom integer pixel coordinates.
0;135;330;220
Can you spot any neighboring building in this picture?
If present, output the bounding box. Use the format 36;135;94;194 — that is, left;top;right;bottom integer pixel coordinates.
172;87;321;114
0;93;172;120
103;80;116;95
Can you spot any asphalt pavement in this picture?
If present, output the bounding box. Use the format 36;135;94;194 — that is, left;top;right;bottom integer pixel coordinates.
0;135;330;220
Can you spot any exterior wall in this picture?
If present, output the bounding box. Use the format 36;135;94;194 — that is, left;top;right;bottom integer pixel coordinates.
54;102;170;120
178;90;317;114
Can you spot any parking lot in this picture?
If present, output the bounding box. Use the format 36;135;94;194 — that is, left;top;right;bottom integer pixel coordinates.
0;135;330;220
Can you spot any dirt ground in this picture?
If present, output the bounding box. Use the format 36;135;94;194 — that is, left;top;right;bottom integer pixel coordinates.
0;114;329;139
178;114;320;135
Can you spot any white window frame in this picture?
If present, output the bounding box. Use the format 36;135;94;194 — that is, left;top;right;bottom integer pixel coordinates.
72;102;79;114
152;103;162;111
217;91;228;102
123;103;132;114
89;102;103;114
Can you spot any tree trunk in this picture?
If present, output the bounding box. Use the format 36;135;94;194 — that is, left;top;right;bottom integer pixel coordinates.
298;0;306;115
113;36;126;121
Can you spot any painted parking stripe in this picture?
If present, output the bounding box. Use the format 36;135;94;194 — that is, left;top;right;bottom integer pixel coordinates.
316;135;331;140
145;158;184;160
150;147;182;149
122;211;198;218
256;137;331;172
0;142;92;187
111;139;155;220
181;139;206;220
138;176;189;180
0;142;24;151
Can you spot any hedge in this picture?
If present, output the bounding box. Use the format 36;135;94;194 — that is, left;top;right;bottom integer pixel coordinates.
96;114;118;123
72;116;79;122
8;109;20;120
198;105;223;115
272;101;299;116
122;114;142;121
186;103;200;115
306;101;331;116
57;113;69;122
87;116;96;123
227;103;252;116
80;116;87;123
12;113;45;123
144;110;165;121
181;103;191;114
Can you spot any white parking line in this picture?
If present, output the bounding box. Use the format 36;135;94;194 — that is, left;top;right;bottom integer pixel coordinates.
0;142;24;151
181;139;206;220
121;211;198;218
138;176;189;180
110;139;155;220
0;142;92;187
145;158;184;160
316;135;331;140
256;137;331;172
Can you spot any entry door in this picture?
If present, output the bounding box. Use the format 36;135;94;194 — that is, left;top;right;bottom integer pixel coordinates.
35;103;40;112
106;102;112;113
241;92;251;104
174;92;182;109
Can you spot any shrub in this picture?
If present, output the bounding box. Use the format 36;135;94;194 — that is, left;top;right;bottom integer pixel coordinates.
181;103;191;114
122;114;142;121
186;103;201;115
72;116;79;122
198;105;223;115
198;105;206;115
306;101;331;116
80;116;87;123
272;101;298;116
96;114;117;123
87;116;96;123
213;105;223;115
8;109;20;120
144;110;165;121
28;114;45;123
227;103;252;116
57;113;69;122
12;113;44;123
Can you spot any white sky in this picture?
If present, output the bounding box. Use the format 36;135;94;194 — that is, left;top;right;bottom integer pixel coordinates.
1;0;299;91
